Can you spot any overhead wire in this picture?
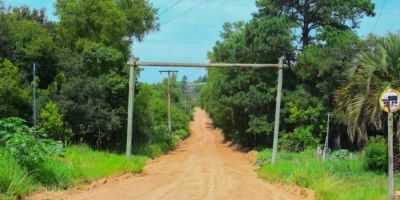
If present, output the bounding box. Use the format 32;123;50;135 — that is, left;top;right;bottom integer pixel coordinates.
182;0;228;81
176;1;210;62
161;0;205;26
159;0;183;16
371;0;387;33
161;1;204;61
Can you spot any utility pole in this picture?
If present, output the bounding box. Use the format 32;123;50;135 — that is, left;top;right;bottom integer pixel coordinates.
32;62;37;128
271;57;284;164
160;70;178;133
126;57;137;160
323;113;330;161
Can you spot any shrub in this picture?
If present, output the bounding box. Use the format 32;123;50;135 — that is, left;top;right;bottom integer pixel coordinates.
38;102;72;143
0;117;62;168
364;136;387;172
330;149;350;160
175;129;189;139
280;126;319;152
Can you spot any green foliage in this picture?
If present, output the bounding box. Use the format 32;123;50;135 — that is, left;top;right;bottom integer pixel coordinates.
65;145;147;182
330;149;351;160
32;159;72;189
0;117;60;168
175;129;189;139
280;126;319;152
255;0;374;48
201;17;293;147
81;42;125;76
115;0;159;41
0;60;30;119
38;102;72;143
364;136;387;172
11;19;55;67
0;149;35;199
336;33;400;143
55;0;128;50
258;149;392;200
0;144;148;198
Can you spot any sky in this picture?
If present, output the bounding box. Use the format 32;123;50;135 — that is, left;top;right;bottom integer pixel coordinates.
5;0;400;83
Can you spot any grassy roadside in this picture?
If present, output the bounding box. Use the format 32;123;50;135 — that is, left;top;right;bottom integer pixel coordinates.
257;149;399;200
0;145;148;199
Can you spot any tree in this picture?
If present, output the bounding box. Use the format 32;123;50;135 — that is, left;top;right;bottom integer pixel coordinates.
55;0;128;52
201;17;294;147
335;33;400;144
81;42;125;76
115;0;159;42
255;0;374;48
38;102;72;143
0;7;13;59
0;59;30;119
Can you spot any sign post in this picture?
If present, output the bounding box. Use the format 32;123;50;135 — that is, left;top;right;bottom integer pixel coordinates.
379;88;400;200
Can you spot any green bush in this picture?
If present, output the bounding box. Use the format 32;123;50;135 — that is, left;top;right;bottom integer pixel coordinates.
280;126;319;152
0;117;61;168
330;149;350;160
38;102;72;143
175;129;189;139
364;136;387;172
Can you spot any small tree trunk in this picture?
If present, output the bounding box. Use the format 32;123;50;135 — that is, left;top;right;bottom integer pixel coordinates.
334;132;341;149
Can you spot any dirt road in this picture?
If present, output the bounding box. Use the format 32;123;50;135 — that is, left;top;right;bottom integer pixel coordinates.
29;108;311;200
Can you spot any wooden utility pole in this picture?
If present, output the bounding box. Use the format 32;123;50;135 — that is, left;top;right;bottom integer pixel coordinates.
32;62;37;128
160;70;179;133
323;113;330;161
126;57;137;160
271;57;284;164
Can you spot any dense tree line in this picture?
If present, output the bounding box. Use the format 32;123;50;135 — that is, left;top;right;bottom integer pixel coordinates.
0;0;189;152
200;0;391;150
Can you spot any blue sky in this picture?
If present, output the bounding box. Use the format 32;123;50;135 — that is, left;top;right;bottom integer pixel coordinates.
5;0;400;83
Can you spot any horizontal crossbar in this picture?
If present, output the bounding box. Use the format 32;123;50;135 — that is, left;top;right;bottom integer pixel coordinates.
128;61;281;68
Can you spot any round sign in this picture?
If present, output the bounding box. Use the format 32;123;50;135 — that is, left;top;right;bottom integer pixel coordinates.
379;89;400;112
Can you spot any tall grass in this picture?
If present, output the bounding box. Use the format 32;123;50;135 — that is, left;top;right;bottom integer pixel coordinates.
0;146;148;199
65;145;148;183
257;149;397;200
0;150;36;199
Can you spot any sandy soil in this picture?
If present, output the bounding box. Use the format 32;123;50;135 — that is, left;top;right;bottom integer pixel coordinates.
28;108;313;200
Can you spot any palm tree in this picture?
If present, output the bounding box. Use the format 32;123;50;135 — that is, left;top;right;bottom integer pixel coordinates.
335;33;400;144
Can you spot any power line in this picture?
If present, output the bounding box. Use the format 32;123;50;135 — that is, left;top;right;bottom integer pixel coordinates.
185;0;227;61
371;0;387;33
161;0;204;26
177;1;210;61
159;0;182;16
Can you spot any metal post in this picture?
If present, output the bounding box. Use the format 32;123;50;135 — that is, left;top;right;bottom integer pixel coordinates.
323;113;330;161
271;57;283;164
32;62;37;128
126;62;137;160
388;111;394;200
